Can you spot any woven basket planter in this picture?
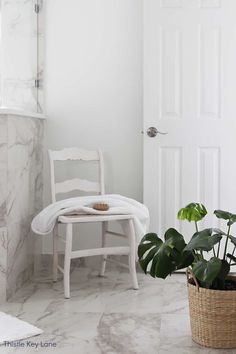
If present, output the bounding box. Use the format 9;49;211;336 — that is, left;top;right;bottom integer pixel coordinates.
187;269;236;348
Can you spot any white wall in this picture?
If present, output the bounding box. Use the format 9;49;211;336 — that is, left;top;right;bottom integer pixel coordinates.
43;0;143;252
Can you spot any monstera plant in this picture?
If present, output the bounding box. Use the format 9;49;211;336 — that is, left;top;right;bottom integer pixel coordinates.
138;203;236;290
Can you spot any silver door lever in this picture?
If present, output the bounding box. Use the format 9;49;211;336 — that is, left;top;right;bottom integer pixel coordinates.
144;127;168;137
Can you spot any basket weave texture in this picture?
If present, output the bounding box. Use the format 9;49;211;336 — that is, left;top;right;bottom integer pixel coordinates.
188;275;236;348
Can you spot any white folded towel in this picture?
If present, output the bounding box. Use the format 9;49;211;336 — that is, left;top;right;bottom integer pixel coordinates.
31;194;150;243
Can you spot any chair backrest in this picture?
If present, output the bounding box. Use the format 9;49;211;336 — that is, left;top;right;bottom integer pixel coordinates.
48;147;105;203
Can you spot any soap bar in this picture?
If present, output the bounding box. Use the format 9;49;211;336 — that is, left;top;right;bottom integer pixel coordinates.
93;203;109;211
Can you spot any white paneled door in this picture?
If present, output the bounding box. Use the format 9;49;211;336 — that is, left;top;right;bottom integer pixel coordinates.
144;0;236;240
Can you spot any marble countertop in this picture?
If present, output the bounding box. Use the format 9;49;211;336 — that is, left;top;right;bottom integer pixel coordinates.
0;108;46;119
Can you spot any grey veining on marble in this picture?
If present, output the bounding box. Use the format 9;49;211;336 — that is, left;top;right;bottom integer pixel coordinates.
1;265;235;354
0;116;7;228
0;116;8;302
97;313;161;354
0;114;44;302
0;0;43;113
37;0;44;113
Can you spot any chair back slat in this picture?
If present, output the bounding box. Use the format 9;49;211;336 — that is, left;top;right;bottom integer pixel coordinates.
48;147;105;203
50;147;100;161
55;178;100;195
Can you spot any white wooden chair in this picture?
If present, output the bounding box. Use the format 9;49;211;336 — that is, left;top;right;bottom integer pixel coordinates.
48;147;139;298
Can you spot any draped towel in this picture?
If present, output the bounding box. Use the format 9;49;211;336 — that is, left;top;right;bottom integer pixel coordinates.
31;194;150;245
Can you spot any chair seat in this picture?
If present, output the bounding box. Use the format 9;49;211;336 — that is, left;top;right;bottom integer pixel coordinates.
58;214;134;224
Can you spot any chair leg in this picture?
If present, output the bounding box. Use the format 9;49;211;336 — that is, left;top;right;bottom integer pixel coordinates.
127;219;139;290
100;221;108;276
64;223;73;299
53;223;58;282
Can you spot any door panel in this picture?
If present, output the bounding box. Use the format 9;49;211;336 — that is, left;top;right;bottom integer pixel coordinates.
200;26;220;119
159;147;182;233
144;0;236;244
161;27;182;119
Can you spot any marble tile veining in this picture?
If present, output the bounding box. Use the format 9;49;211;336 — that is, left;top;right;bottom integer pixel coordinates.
0;114;44;302
0;0;44;113
97;313;161;354
1;0;39;113
0;117;8;229
1;265;234;354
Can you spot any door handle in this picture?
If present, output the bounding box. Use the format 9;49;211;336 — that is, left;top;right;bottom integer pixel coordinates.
146;127;168;138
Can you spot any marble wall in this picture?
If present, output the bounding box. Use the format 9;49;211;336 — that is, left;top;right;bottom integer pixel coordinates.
37;0;44;113
0;114;44;302
1;0;43;113
0;116;8;301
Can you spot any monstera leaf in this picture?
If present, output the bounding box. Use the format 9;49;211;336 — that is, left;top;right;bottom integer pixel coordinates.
184;228;223;252
192;257;222;287
176;250;194;270
213;259;231;290
138;228;190;279
178;203;207;222
214;210;236;226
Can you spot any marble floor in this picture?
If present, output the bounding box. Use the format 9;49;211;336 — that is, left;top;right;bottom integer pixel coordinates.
0;259;235;354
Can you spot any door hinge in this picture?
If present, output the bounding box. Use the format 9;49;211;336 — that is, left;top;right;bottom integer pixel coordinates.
35;3;40;13
35;79;40;88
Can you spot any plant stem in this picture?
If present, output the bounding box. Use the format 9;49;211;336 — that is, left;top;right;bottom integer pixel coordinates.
230;263;236;266
192;251;198;263
229;245;236;265
233;245;236;257
213;247;216;257
223;225;231;260
217;241;221;258
194;222;202;257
